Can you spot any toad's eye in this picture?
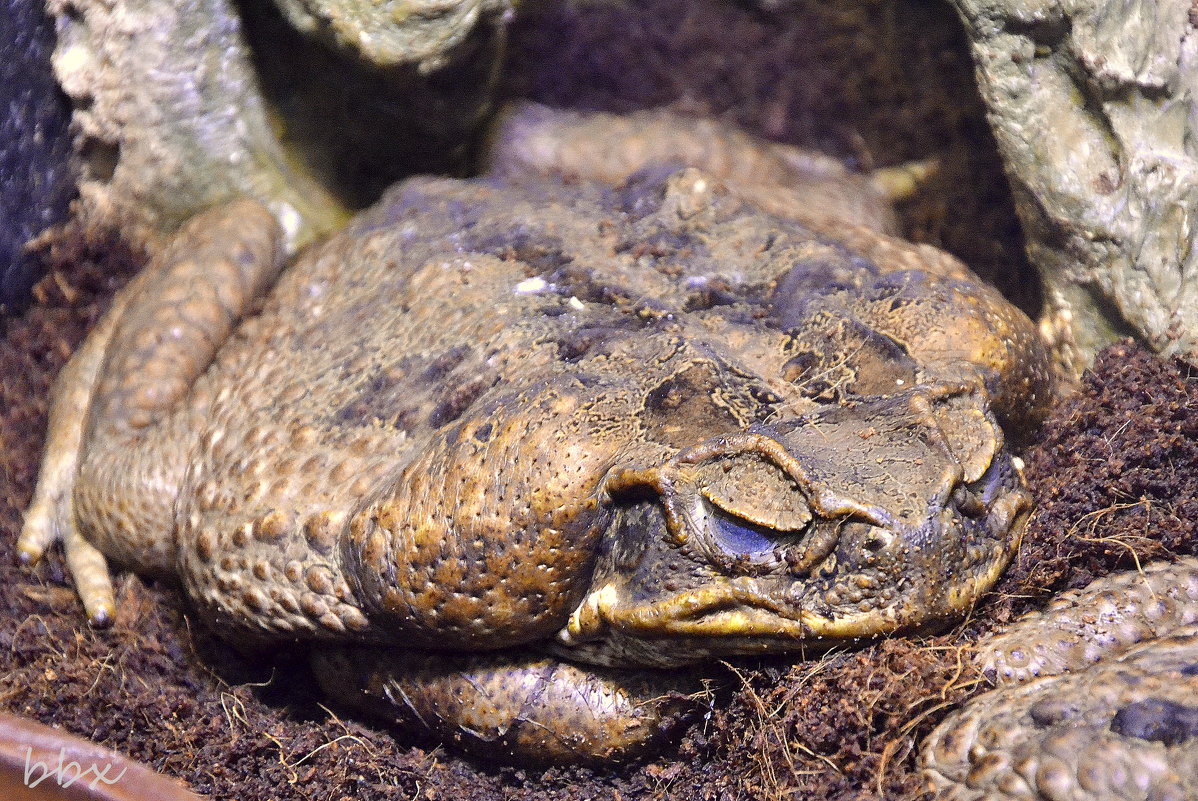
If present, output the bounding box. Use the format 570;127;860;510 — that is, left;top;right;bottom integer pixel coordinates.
706;503;788;557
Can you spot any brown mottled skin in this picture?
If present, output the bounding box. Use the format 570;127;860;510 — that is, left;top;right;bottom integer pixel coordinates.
19;107;1053;763
922;559;1198;801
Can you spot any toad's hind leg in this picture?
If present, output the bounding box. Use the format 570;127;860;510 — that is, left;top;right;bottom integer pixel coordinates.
312;649;705;764
488;102;969;280
19;199;284;623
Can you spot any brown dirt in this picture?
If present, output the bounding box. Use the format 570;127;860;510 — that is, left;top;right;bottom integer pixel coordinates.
5;0;1196;799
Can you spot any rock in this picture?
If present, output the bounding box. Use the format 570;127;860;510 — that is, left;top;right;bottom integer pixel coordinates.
948;0;1198;374
49;0;509;251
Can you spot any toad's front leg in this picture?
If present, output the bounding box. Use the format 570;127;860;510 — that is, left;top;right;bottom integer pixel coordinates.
312;648;705;764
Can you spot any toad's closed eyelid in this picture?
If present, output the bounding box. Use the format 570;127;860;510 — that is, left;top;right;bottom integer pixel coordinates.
703;501;806;557
709;508;776;556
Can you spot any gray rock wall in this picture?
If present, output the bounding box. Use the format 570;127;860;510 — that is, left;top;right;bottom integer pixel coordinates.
950;0;1198;372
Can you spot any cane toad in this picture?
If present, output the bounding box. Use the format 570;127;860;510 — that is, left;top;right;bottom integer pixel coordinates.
19;107;1053;763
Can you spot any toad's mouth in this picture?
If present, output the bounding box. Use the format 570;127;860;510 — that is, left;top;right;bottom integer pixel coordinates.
556;580;905;645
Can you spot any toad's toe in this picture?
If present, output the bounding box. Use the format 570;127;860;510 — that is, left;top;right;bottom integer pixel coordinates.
19;497;115;627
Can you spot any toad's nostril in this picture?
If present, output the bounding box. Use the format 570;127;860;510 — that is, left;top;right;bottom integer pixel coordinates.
862;530;893;553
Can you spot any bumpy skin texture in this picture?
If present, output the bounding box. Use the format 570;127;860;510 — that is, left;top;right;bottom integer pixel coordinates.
20;113;1052;763
923;559;1198;801
977;560;1198;686
489;104;968;302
